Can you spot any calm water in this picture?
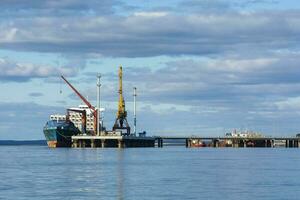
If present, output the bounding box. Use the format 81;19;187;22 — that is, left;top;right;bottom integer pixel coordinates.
1;146;300;200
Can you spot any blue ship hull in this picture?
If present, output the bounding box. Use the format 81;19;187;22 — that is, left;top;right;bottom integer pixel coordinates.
43;120;81;148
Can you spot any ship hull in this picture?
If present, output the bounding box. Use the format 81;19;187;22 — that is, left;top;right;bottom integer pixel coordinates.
43;129;72;147
43;120;80;148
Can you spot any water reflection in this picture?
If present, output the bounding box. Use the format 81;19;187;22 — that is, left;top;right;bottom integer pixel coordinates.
3;147;300;200
117;149;125;200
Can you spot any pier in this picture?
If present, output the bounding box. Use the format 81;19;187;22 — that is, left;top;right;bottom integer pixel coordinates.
70;135;300;148
155;136;300;148
51;68;300;149
71;135;155;148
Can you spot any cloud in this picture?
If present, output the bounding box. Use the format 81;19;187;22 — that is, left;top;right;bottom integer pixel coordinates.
234;0;279;7
0;0;125;17
29;92;44;97
177;0;279;12
0;10;299;57
178;0;231;12
0;102;65;140
0;58;78;82
108;53;300;128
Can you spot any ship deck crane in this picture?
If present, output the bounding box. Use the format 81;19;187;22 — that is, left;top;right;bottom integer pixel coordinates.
61;75;99;135
113;66;131;135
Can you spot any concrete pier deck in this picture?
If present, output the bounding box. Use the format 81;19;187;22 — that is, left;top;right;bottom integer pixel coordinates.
155;136;300;148
71;135;155;148
71;135;300;148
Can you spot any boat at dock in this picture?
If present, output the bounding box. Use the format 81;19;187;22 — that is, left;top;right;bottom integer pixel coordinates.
43;117;81;148
190;138;206;147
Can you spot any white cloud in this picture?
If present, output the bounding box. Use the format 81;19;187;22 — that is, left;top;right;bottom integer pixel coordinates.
0;11;299;57
0;58;77;81
133;12;168;17
275;97;300;110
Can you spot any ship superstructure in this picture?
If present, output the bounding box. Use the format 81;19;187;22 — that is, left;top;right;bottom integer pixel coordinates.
67;105;104;133
50;114;66;121
49;105;105;134
68;105;94;133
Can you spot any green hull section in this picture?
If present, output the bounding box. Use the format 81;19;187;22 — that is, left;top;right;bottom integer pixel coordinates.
43;120;80;148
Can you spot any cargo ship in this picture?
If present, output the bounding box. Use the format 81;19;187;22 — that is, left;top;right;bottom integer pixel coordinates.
43;115;81;148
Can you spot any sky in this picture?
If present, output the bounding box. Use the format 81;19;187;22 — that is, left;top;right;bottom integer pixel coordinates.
1;0;300;140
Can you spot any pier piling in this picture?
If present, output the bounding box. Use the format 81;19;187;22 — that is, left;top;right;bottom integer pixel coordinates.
213;139;219;148
101;139;105;148
90;139;95;148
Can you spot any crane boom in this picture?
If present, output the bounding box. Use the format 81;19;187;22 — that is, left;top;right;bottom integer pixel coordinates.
61;75;96;112
117;66;126;119
61;75;98;135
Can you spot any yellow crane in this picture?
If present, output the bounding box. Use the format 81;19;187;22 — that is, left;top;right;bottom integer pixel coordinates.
113;66;131;135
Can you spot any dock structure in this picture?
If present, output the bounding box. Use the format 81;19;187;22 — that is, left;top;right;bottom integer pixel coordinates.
72;135;155;148
71;135;300;148
155;136;300;148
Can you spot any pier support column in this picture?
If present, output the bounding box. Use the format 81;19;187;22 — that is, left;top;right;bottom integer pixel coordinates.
118;139;125;148
233;140;238;148
265;140;268;148
292;140;295;148
72;139;78;148
188;139;192;148
243;140;247;148
271;140;275;148
293;140;296;148
286;140;289;148
185;139;189;148
90;139;95;148
101;139;105;148
213;140;219;148
157;138;163;148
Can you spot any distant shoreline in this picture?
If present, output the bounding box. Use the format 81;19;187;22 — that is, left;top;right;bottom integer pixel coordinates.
0;140;46;146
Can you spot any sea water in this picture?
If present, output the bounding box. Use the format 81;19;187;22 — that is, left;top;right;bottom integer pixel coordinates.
1;146;300;200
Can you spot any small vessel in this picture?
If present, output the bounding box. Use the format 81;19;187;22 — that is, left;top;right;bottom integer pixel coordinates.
190;139;206;147
43;117;81;148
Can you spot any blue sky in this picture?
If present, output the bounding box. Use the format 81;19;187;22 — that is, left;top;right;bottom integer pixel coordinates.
1;0;300;140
